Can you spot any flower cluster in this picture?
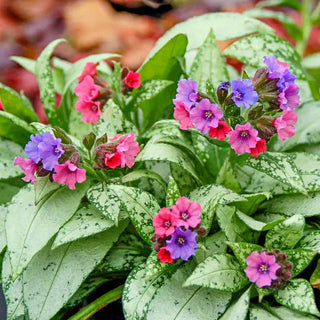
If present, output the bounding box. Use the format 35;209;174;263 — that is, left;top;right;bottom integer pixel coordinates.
14;132;86;190
95;132;140;169
151;197;205;263
173;56;300;156
75;63;141;124
245;250;293;289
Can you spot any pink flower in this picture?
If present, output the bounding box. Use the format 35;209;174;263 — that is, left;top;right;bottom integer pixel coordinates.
249;139;267;157
75;98;102;124
190;99;224;134
75;75;100;100
124;71;141;89
228;122;259;155
245;251;281;288
171;197;201;229
273;110;298;141
14;156;37;184
173;100;193;130
157;246;174;263
278;83;300;111
77;62;98;82
116;132;140;168
104;152;121;169
53;161;86;190
153;207;177;237
208;121;231;140
0;99;3;111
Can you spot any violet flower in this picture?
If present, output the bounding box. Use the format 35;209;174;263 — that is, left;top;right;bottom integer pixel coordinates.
174;78;199;109
231;78;259;109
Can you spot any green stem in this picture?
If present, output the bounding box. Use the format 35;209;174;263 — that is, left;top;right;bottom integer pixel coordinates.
69;285;124;320
296;0;312;56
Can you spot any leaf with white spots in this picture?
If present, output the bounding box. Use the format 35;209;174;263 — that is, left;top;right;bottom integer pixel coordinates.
274;279;320;316
298;231;320;252
285;249;316;277
249;305;279;320
166;176;181;207
265;215;305;250
184;254;249;292
310;259;320;289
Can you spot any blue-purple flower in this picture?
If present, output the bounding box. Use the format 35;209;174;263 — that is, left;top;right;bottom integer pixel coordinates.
174;78;199;109
231;78;259;109
190;99;224;134
263;55;296;91
166;227;199;261
219;81;231;91
25;132;64;171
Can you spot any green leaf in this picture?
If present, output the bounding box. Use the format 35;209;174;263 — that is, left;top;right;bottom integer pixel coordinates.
35;39;66;126
11;56;36;73
166;176;181;207
107;185;160;244
23;222;126;320
34;176;60;205
223;34;306;80
52;205;121;248
0;181;20;204
0;138;25;180
265;215;305;249
220;286;251;320
285;249;316;277
184;254;249;292
232;192;271;215
0;83;38;122
150;13;274;69
87;182;123;224
298;231;320;252
2;253;26;320
139;34;187;82
310;259;320;289
228;242;263;269
190;29;229;90
243;152;307;195
123;263;232;320
270;306;318;319
249;305;279;320
257;0;302;11
244;9;302;40
0;111;35;145
274;279;320;316
5;182;88;279
189;184;245;231
303;53;320;83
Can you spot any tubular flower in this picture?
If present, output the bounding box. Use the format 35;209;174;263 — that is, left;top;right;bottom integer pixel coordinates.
208;121;232;140
124;71;141;89
273;110;298;141
174;78;199;109
14;157;37;184
153;207;177;237
231;78;259;109
77;62;98;82
173;100;193;130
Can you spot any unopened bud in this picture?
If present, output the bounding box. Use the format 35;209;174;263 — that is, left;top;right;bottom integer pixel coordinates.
277;253;288;262
52;127;73;144
95;143;117;168
256;116;277;141
197;227;207;238
252;68;268;90
285;262;293;270
37;166;51;177
248;105;264;121
62;144;76;154
69;152;80;166
282;270;292;280
95;133;108;147
217;81;230;104
82;132;96;151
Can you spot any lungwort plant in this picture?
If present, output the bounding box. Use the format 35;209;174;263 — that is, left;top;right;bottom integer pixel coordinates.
1;12;320;320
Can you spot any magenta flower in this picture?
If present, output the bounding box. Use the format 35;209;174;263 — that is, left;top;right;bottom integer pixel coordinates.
166;227;199;261
231;79;259;109
53;161;86;190
104;152;121;169
124;71;142;89
173;101;193;130
14;157;37;184
263;55;296;91
76;98;102;124
25;132;64;171
116;132;140;168
174;78;199;109
77;62;98;82
278;83;300;111
245;251;281;288
153;207;177;237
190;99;224;134
228;122;259;154
171;197;201;229
273;110;298;141
75;75;100;100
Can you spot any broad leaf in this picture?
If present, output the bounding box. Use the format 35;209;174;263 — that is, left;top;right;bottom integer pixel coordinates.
34;176;60;205
6;182;88;279
257;0;302;11
166;176;181;207
274;279;320;316
249;305;279;320
232;192;271;215
265;215;305;250
310;259;320;289
11;56;36;73
184;254;249;292
285;249;316;277
298;231;320;252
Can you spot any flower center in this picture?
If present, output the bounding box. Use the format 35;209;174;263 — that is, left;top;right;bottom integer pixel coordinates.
259;263;269;273
189;91;199;103
176;236;186;246
164;220;171;229
181;212;189;220
92;104;98;111
55;147;61;155
204;110;213;120
234;91;243;101
240;130;249;139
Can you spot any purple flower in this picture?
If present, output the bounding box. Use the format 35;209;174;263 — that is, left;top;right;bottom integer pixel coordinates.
228;122;259;155
219;81;231;91
278;83;300;111
245;251;281;288
263;55;296;91
190;99;223;134
231;78;259;109
166;227;199;261
25;132;64;171
174;78;199;109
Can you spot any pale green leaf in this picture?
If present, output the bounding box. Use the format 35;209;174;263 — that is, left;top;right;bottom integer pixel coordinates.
166;176;181;207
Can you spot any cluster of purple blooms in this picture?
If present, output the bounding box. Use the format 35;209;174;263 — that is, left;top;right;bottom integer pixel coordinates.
151;197;206;263
173;55;300;156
